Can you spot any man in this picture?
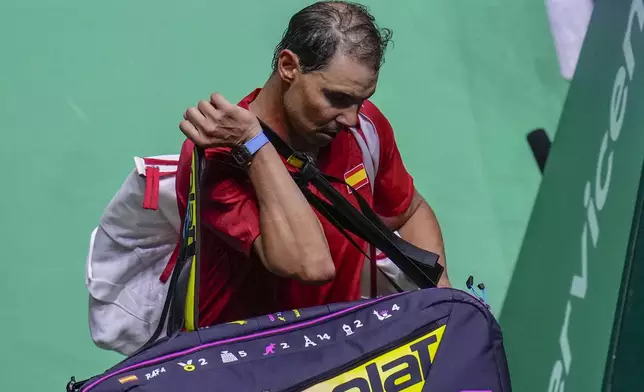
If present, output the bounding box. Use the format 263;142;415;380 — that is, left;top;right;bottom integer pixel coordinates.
176;0;450;328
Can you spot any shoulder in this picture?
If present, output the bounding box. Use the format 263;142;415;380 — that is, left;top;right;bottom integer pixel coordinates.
359;99;396;146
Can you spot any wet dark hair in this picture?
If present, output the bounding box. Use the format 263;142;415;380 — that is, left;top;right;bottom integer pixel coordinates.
271;1;393;73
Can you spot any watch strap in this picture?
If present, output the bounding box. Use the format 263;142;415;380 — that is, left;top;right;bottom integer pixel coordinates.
245;130;269;155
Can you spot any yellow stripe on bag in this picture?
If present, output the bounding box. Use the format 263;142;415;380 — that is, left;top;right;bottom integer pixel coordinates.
184;150;199;332
184;255;197;331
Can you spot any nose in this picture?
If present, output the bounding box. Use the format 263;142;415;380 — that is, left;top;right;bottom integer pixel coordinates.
336;105;360;128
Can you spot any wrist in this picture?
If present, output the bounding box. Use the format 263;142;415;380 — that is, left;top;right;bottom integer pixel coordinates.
231;128;270;167
241;122;263;145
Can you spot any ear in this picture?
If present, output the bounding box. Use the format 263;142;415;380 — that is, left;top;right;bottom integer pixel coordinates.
276;49;301;84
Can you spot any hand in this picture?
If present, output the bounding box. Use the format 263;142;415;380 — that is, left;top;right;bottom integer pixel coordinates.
179;93;262;148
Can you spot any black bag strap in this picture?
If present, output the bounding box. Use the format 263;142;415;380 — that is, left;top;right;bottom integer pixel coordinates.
257;118;443;289
300;184;403;293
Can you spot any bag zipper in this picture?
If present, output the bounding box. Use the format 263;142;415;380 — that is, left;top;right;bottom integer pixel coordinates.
282;322;440;392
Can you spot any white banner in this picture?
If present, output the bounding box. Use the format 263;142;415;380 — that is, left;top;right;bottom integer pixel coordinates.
546;0;594;80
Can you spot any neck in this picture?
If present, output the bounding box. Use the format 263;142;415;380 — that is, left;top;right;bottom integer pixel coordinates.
248;74;317;155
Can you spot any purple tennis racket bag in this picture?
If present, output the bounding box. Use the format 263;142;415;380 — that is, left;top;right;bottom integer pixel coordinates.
70;287;511;391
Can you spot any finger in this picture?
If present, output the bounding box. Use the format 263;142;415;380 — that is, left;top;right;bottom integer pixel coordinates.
210;92;232;110
179;120;208;147
197;99;220;121
185;106;209;130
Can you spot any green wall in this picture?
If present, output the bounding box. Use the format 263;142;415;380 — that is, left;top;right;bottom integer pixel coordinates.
0;0;566;389
500;0;644;390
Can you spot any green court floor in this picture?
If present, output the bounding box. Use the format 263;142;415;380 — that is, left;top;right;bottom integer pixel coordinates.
0;0;567;389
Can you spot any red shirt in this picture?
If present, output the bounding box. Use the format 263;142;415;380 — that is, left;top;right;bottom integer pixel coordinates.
175;88;415;327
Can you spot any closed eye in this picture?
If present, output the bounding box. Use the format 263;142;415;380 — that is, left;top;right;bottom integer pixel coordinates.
323;90;359;109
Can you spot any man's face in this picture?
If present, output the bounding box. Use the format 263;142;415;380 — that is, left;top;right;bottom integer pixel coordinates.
281;52;378;150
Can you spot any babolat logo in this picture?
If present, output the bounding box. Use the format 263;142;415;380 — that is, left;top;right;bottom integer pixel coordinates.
305;325;445;392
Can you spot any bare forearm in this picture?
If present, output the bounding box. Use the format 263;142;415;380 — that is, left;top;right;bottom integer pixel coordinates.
249;144;334;282
398;200;450;287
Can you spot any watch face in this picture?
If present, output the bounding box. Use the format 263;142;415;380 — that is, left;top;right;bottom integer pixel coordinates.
232;146;252;167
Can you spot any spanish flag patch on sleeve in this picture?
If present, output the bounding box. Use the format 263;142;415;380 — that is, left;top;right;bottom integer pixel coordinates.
344;163;369;193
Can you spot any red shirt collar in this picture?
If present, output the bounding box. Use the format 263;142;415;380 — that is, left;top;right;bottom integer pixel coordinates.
237;88;262;109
